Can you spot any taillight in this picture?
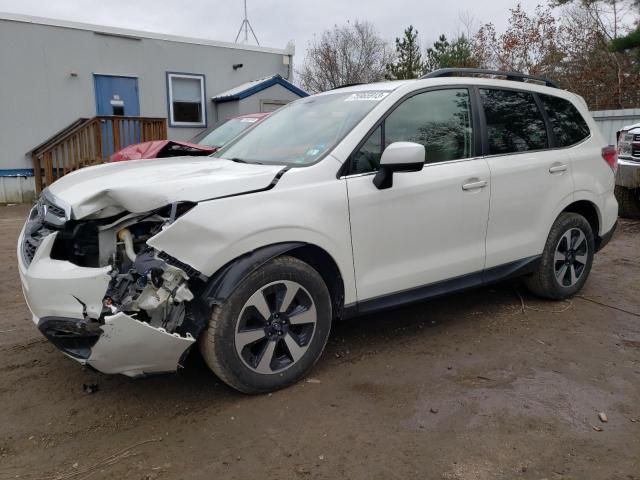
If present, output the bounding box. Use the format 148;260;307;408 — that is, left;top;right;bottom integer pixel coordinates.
602;145;618;173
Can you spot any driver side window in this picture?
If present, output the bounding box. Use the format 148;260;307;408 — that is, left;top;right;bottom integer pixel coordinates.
350;125;383;175
349;88;474;175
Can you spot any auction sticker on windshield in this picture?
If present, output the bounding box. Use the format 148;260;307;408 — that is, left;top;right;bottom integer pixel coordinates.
344;92;390;102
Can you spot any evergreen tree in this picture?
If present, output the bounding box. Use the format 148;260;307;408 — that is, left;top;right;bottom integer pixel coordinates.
386;26;425;79
424;34;478;73
611;27;640;51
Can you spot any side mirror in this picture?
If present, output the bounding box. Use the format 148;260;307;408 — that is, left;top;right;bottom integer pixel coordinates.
373;142;425;189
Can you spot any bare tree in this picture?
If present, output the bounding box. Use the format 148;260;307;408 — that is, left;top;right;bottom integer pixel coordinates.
471;2;640;109
456;11;479;40
473;5;564;77
557;3;640;109
298;20;394;93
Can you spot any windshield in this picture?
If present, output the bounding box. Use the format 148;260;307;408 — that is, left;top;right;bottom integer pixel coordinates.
214;91;390;166
194;117;261;147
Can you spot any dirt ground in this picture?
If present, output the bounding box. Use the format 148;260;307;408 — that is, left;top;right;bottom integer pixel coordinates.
0;203;638;480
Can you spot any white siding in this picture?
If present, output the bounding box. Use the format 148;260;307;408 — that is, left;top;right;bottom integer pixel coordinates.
0;14;295;202
212;83;301;123
0;176;36;204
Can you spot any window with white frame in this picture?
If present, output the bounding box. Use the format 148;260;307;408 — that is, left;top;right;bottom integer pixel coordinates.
167;73;206;126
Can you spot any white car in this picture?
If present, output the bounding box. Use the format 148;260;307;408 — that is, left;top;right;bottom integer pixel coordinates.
18;69;618;393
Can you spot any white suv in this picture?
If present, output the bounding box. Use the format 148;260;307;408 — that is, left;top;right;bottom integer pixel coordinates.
18;69;618;393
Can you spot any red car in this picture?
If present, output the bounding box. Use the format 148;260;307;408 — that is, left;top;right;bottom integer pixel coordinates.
109;112;270;162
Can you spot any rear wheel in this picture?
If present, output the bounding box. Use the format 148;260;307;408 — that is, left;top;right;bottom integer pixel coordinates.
525;212;595;300
615;185;640;219
199;256;332;394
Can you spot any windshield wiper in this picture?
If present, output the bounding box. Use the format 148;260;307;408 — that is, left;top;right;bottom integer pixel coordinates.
230;157;263;165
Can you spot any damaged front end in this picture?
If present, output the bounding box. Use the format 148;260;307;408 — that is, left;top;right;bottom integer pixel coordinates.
18;193;209;377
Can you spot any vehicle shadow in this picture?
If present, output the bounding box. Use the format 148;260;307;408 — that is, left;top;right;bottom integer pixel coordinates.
88;277;530;401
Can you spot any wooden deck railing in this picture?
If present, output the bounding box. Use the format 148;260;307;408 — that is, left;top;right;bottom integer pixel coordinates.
31;116;167;193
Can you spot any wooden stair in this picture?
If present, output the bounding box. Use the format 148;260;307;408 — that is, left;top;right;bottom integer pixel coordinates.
31;115;167;193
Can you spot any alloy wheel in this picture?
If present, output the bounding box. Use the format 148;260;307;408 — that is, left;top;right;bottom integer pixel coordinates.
553;227;589;287
234;280;317;374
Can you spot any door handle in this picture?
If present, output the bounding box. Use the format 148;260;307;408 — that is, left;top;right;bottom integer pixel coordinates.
549;164;568;174
462;179;488;191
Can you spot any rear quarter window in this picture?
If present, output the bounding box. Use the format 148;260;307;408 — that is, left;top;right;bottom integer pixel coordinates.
539;94;590;147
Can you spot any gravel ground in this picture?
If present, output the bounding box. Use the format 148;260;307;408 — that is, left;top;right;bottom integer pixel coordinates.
0;203;639;480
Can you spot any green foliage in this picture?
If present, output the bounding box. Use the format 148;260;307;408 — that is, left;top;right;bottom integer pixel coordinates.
424;34;479;73
610;27;640;51
385;26;425;79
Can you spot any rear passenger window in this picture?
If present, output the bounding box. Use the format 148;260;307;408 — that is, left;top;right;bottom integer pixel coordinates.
539;94;590;147
480;89;548;155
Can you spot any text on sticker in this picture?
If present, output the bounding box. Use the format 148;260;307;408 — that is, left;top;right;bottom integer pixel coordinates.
344;92;390;102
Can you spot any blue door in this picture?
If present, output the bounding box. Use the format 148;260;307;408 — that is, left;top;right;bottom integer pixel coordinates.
94;75;141;157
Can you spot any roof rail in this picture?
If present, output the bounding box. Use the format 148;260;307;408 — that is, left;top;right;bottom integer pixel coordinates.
420;68;559;89
330;83;365;90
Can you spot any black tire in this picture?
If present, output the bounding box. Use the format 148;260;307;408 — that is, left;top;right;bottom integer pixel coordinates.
524;212;595;300
615;185;640;219
199;256;332;394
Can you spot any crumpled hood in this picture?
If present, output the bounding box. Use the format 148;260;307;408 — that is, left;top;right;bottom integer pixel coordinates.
47;157;285;219
109;140;215;162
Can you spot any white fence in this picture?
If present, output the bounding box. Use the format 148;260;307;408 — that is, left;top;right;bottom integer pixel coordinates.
591;108;640;145
0;174;36;204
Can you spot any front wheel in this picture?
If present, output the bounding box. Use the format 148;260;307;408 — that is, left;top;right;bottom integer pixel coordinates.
199;256;332;394
524;212;595;300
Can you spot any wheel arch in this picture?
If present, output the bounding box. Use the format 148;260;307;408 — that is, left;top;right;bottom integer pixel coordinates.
561;199;600;238
200;242;346;321
557;197;616;251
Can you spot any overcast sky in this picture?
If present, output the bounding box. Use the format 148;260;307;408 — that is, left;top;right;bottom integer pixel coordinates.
0;0;544;57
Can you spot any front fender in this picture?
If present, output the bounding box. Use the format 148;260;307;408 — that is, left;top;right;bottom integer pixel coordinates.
147;172;357;305
201;242;306;305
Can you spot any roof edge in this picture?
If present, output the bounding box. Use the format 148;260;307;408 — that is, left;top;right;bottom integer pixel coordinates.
0;11;295;56
212;74;309;103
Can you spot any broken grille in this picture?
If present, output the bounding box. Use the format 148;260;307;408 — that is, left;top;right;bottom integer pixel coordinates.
43;200;65;219
21;219;52;266
21;193;65;266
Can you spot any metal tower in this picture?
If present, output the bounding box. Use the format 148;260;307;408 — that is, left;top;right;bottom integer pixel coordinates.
235;0;260;46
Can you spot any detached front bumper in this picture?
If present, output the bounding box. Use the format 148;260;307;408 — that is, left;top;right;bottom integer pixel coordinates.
617;158;640;189
18;227;195;377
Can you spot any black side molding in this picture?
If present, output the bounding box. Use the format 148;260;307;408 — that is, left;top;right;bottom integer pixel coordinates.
596;221;617;252
481;255;540;284
343;255;541;319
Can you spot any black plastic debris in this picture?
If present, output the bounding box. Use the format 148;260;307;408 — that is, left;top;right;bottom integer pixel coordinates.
82;383;99;394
